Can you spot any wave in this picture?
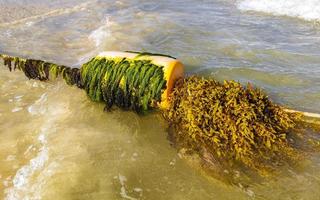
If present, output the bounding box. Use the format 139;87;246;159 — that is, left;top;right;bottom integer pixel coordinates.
88;16;114;47
237;0;320;21
5;89;69;200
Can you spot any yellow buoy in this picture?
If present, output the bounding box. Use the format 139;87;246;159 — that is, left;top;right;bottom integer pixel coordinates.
97;51;185;109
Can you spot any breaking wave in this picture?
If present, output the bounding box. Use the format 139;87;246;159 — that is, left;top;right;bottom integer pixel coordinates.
88;16;115;47
237;0;320;21
5;91;69;200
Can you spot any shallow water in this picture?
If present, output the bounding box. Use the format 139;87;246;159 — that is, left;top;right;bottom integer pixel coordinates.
0;0;320;199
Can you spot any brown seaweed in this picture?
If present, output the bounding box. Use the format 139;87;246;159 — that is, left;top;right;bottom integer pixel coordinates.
163;76;305;175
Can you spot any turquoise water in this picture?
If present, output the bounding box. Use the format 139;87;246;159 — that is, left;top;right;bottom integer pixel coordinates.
0;0;320;199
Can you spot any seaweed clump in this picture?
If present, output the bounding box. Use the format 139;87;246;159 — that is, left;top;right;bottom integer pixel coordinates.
80;57;167;112
0;54;82;87
164;76;303;175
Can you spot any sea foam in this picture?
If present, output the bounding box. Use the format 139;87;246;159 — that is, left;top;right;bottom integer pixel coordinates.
237;0;320;21
5;91;69;200
88;17;114;47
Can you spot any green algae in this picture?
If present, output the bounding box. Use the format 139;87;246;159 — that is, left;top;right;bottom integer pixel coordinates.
125;51;176;59
163;76;305;175
80;57;167;112
0;53;81;86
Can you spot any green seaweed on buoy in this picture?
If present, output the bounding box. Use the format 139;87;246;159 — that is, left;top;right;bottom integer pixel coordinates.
0;53;168;112
80;57;167;112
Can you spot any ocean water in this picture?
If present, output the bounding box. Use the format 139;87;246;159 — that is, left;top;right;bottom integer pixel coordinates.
0;0;320;199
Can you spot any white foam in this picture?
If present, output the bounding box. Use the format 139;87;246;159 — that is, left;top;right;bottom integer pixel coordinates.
237;0;320;21
5;134;49;199
14;95;23;100
5;93;69;200
23;145;34;156
27;93;48;115
133;188;143;192
88;17;114;47
6;155;16;161
12;147;48;189
11;107;23;113
118;174;137;200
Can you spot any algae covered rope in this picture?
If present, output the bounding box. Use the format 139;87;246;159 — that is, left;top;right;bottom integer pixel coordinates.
0;52;171;112
0;53;82;87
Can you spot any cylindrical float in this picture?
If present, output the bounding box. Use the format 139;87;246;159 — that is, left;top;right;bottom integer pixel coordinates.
0;51;184;111
86;51;185;110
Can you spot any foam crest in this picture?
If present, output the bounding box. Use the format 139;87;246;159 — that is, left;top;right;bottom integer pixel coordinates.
88;17;114;47
118;174;137;200
5;130;49;199
237;0;320;21
27;93;48;115
5;92;69;200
